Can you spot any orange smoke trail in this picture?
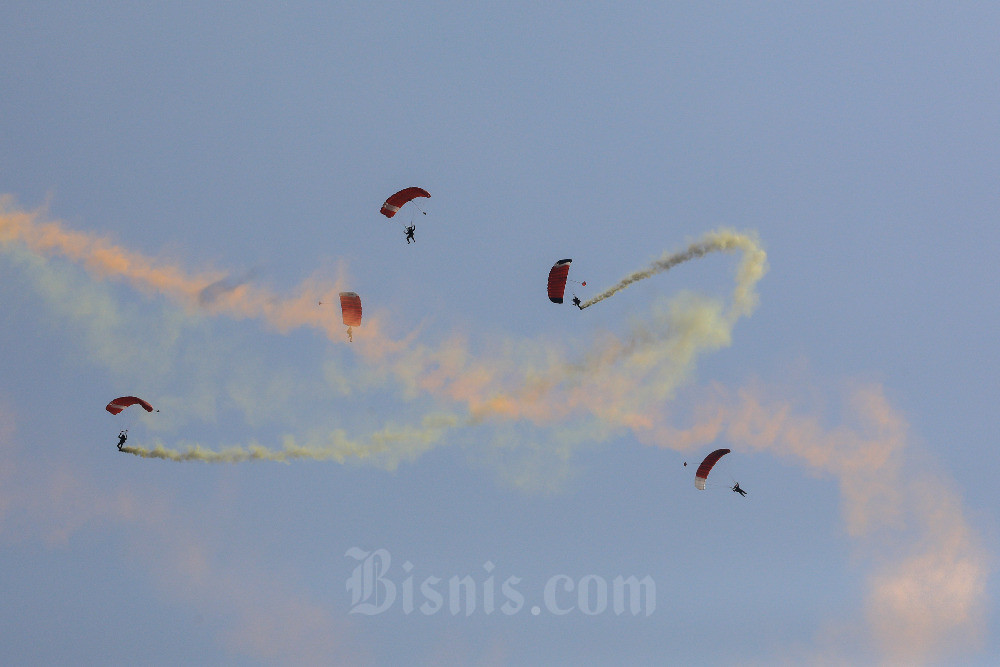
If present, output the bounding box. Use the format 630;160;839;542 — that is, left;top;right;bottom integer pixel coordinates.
648;381;989;661
0;197;366;341
0;199;767;436
0;197;219;304
2;198;990;661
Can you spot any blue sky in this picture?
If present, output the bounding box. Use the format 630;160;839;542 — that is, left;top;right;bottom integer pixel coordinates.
1;3;997;664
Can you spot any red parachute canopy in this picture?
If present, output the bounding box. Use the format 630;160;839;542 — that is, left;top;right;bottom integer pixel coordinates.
380;187;430;218
106;396;155;415
340;292;362;327
547;259;572;304
695;448;731;490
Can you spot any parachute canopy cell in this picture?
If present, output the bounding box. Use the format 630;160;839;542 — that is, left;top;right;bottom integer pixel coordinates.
694;448;731;490
106;396;155;415
380;187;430;218
340;292;362;327
547;259;572;304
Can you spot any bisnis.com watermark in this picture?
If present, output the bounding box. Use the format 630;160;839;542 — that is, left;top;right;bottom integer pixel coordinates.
346;548;655;617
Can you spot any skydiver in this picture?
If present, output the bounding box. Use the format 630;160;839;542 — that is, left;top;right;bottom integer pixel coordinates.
117;429;128;451
572;295;582;309
405;225;415;243
346;326;354;343
731;482;747;497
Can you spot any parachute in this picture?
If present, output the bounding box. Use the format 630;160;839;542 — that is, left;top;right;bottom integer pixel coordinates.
106;396;155;415
694;448;731;490
547;259;573;304
380;187;430;218
339;292;362;327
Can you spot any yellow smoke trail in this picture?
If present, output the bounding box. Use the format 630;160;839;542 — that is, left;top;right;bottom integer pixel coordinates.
455;231;767;429
1;198;990;660
375;230;767;427
580;229;766;313
0;199;768;450
120;414;459;467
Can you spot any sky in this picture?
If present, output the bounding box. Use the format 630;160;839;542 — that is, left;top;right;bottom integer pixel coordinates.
1;2;998;665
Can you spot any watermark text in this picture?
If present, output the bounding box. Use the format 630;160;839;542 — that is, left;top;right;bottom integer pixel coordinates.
345;548;655;617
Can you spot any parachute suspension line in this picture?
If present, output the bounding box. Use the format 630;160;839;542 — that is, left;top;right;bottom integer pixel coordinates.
411;201;427;216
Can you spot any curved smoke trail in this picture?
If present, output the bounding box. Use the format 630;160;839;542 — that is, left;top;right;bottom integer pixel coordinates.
581;229;765;311
1;200;990;661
